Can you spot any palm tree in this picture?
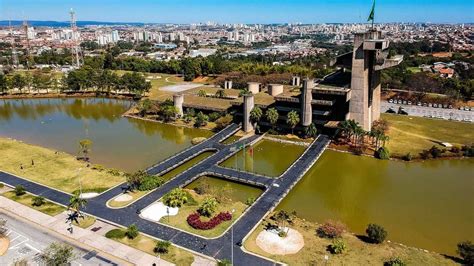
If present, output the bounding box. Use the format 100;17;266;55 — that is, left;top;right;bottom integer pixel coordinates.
68;191;87;214
250;106;263;132
266;108;279;131
286;110;300;134
198;197;218;217
164;188;188;208
197;90;207;97
305;123;318;138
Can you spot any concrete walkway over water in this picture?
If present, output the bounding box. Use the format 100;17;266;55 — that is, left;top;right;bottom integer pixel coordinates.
0;123;330;265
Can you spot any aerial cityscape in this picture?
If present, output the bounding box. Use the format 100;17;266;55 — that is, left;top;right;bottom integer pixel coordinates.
0;0;473;265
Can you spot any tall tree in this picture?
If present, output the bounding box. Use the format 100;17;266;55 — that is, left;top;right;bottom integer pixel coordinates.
286;110;300;134
266;108;279;130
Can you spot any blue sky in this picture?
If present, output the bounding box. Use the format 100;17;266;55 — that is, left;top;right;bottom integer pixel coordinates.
1;0;473;23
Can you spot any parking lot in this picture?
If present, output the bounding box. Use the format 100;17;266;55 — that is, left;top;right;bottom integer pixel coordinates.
0;213;118;265
381;102;473;122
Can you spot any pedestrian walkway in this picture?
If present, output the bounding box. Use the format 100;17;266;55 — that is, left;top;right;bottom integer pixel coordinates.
0;198;172;266
0;123;331;265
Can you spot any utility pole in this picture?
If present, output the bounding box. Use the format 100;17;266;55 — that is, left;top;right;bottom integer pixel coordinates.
70;8;82;67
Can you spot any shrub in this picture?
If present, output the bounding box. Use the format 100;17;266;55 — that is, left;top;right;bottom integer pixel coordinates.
105;229;126;239
316;220;346;238
0;183;4;188
187;212;232;230
194;112;209;127
91;164;105;171
198;197;218;217
402;153;412;161
384;257;406;266
14;185;26;196
107;168;121;176
154;240;171;254
245;197;256;205
420;150;431;160
208;112;221;122
463;145;474;157
278;231;287;238
215;115;233;130
193;182;210;195
138;176;164;191
218;259;232;266
429;146;443;158
457;241;474;265
450;146;461;154
366;223;387;244
125;224;139;239
375;147;390;160
328;239;346;254
163;188;188;207
32;196;45;207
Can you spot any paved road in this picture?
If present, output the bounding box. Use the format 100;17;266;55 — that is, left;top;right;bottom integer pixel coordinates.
0;123;330;265
381;102;473;122
0;212;119;266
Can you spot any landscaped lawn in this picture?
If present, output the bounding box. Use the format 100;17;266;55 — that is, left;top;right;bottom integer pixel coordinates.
73;215;96;229
159;189;247;238
1;191;66;216
382;113;474;157
244;215;458;265
0;137;125;193
106;229;195;266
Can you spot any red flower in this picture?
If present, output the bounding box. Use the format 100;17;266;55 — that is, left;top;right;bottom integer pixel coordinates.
187;212;233;230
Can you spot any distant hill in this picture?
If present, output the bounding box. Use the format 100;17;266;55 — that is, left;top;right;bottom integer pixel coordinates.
0;20;145;27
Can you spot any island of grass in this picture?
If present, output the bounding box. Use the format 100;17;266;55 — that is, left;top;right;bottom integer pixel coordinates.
107;152;215;208
1;191;66;216
0;137;125;193
105;228;195;265
150;176;263;238
382;113;474;158
244;211;459;265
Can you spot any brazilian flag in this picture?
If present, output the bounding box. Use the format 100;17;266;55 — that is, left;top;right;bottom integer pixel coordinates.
367;0;375;22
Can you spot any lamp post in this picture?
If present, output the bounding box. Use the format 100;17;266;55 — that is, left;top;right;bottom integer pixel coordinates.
231;208;235;265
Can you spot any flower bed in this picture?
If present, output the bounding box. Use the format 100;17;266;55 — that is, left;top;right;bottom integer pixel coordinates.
187;212;232;230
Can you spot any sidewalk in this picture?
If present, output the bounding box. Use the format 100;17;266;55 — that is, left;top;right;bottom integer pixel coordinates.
0;196;173;266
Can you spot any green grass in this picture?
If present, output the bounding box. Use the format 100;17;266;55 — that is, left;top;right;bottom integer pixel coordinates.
407;66;421;73
0;137;125;193
106;229;195;266
159;190;247;238
1;191;66;216
382;113;474;157
73;215;96;229
244;215;457;265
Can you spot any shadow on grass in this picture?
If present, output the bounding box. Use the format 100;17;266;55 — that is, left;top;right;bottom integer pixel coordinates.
355;234;374;244
441;254;464;264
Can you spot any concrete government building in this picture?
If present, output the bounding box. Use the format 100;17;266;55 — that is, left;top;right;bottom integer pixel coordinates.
173;30;402;132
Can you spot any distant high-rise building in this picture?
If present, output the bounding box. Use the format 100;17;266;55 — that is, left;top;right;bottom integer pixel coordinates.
111;30;120;43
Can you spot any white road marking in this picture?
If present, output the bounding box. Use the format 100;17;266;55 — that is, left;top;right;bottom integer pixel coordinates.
25;243;41;253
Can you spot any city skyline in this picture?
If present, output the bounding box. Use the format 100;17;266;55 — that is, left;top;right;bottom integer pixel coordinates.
1;0;473;24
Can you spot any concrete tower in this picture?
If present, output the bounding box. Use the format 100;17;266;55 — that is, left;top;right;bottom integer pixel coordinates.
301;79;314;126
173;94;184;117
348;30;403;130
243;94;255;133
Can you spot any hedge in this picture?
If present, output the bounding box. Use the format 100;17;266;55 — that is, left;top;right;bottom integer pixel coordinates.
187;212;232;230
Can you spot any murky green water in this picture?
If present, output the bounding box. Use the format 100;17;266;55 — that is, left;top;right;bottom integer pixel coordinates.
184;175;263;203
0;98;472;255
0;98;212;172
277;150;474;255
220;140;306;177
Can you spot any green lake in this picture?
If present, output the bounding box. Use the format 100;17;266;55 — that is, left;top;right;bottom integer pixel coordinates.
0;98;472;255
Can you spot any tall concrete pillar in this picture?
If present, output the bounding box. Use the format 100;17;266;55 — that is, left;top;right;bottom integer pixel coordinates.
292;76;301;86
247;82;260;94
349;30;384;131
173;94;184;117
243;94;254;133
301;79;314;126
224;80;233;89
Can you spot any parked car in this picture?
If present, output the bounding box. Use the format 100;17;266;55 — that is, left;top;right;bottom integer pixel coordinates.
388;99;394;103
408;101;412;105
